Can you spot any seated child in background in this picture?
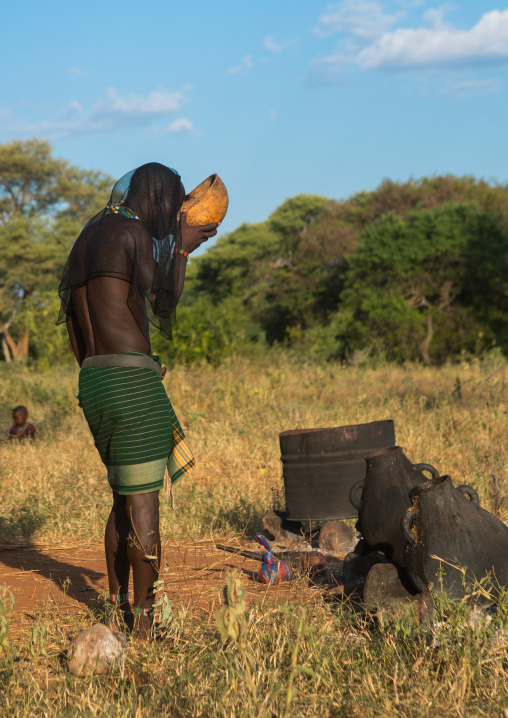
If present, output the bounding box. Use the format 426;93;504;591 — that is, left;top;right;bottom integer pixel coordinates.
8;406;37;441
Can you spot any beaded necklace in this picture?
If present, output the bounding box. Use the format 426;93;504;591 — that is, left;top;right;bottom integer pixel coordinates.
103;203;142;221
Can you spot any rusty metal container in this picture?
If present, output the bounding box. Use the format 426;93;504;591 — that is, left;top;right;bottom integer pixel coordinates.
279;420;396;521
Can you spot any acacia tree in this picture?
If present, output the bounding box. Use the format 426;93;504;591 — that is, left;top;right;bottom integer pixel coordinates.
0;139;112;361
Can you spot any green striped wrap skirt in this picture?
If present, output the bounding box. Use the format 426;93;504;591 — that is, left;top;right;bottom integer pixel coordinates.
78;353;195;495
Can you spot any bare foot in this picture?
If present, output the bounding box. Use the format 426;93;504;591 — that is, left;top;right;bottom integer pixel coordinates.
131;614;152;641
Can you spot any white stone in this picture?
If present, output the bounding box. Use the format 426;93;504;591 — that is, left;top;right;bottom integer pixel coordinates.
67;623;128;677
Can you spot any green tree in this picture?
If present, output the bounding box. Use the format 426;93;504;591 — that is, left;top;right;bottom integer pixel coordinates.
186;221;282;303
335;202;508;363
267;194;332;250
152;296;264;365
174;180;508;363
0;139;112;361
186;195;337;346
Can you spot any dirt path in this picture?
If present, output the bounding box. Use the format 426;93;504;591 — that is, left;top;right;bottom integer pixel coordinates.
0;539;323;620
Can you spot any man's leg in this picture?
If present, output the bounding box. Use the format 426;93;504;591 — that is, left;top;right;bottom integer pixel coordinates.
104;492;131;598
125;491;161;637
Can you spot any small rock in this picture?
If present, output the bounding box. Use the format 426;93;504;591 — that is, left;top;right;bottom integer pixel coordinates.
318;520;356;556
326;558;345;583
363;563;415;609
300;550;328;568
350;538;371;558
325;576;366;599
67;623;128;677
297;551;329;581
343;550;388;584
261;511;305;543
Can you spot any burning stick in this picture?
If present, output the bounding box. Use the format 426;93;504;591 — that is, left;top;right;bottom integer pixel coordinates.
215;544;264;561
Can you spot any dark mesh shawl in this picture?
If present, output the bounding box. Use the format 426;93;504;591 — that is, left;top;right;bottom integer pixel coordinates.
57;163;183;339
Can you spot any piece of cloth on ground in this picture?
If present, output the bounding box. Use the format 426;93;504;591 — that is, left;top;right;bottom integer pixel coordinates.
78;352;194;494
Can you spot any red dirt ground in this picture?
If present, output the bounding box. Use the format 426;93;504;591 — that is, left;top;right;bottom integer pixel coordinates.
0;540;323;620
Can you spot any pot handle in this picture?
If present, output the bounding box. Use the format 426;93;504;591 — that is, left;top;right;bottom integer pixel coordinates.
401;506;417;545
349;480;365;511
456;484;480;506
415;463;440;481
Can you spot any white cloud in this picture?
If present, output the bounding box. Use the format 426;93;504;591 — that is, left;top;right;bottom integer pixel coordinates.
395;0;425;6
9;86;188;139
165;117;193;133
94;87;182;119
307;54;348;85
356;9;508;69
228;54;253;74
63;100;84;117
263;36;297;52
264;36;283;52
423;8;445;30
68;66;86;78
316;0;403;39
310;7;508;82
268;109;277;120
443;78;500;99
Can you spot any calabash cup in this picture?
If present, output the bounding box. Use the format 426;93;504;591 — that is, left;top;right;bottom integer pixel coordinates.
180;174;229;226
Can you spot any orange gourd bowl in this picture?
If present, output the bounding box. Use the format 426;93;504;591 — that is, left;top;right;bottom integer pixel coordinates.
181;174;229;226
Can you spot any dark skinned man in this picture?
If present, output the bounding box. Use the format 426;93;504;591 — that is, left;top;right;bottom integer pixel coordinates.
58;163;218;638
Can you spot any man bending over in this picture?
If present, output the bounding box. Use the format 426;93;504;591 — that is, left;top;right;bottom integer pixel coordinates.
57;163;217;638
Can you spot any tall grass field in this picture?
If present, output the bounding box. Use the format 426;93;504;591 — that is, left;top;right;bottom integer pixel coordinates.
0;354;507;717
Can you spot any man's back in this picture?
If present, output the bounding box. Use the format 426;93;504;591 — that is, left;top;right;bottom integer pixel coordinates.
67;217;155;362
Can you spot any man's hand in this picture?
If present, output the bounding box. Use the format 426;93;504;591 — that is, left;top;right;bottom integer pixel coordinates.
177;211;219;255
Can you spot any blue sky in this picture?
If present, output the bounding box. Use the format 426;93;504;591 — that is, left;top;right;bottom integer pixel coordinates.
2;0;508;245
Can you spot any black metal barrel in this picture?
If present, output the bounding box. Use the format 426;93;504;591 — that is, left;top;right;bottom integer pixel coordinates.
279;420;396;521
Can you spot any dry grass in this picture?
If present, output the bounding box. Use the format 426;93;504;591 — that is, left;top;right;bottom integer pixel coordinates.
0;353;507;716
2;586;508;717
0;352;506;543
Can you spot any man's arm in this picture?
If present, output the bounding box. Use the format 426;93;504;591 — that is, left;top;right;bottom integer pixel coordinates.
169;252;189;306
137;212;218;306
170;211;219;303
66;312;87;366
